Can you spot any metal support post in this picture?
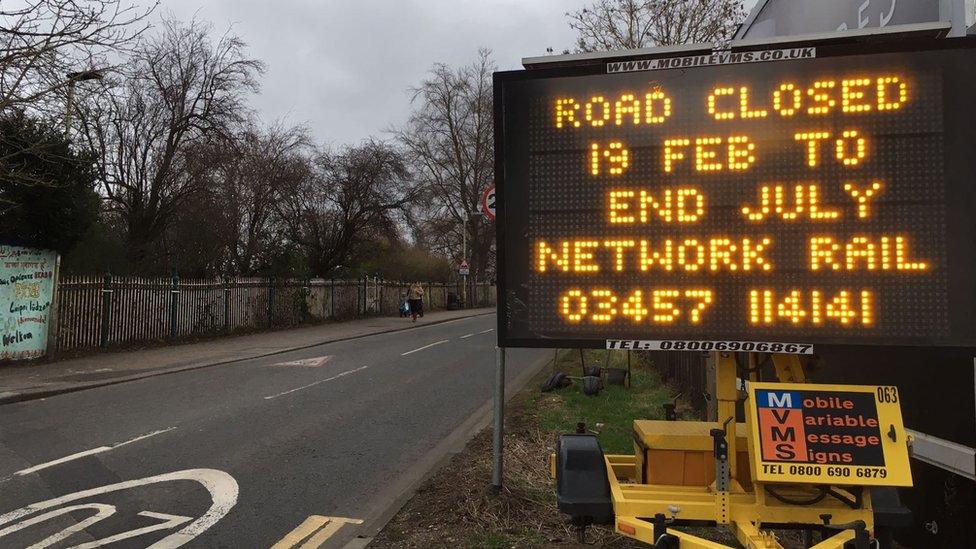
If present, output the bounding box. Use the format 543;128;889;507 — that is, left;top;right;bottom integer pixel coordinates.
492;346;507;489
462;214;468;309
330;278;336;319
713;352;739;486
711;423;731;524
772;353;806;383
949;0;969;37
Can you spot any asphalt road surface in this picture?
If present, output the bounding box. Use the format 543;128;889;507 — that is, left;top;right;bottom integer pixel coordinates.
0;313;548;548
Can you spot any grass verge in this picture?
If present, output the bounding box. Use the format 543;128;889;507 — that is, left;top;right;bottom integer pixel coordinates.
370;349;675;548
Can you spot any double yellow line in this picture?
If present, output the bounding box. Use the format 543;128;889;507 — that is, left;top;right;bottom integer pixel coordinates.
270;515;363;549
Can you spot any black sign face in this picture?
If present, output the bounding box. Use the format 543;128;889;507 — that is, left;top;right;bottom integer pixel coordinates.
495;39;976;349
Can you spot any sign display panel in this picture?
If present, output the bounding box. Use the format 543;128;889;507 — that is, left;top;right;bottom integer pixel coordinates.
746;382;912;486
495;39;976;348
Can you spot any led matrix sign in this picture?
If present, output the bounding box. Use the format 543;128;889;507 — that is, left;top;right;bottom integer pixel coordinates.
495;39;976;349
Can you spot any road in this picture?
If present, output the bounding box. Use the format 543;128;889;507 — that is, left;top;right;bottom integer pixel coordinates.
0;313;547;548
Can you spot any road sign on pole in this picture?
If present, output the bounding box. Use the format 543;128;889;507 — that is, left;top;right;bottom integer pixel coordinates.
458;260;470;276
481;185;496;221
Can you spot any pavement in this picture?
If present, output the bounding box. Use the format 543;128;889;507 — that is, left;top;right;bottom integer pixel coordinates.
0;307;495;405
0;311;551;548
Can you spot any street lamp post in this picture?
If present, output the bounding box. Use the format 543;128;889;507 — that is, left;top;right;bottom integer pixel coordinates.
65;70;104;136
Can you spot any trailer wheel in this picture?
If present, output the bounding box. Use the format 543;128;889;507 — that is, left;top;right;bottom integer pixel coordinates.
655;534;679;548
542;372;568;392
582;375;601;395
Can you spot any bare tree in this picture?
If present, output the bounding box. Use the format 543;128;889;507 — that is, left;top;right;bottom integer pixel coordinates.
0;0;154;115
567;0;745;52
395;49;494;280
279;140;419;276
78;17;264;269
200;123;311;274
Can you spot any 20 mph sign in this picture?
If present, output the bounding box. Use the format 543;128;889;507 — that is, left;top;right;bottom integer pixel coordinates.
481;185;496;221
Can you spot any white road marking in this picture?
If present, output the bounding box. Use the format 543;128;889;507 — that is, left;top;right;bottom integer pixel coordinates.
272;355;332;367
114;427;177;448
478;328;494;334
459;333;474;339
0;468;238;549
0;503;114;548
12;427;177;477
401;340;449;356
264;365;369;400
14;447;112;476
70;511;193;548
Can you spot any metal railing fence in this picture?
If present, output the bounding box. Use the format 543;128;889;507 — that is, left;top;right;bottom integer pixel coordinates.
51;275;495;352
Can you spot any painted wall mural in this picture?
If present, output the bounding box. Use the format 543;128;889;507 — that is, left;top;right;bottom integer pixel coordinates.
0;245;58;361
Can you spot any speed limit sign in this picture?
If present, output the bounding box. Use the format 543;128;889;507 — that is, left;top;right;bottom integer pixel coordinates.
481;184;496;221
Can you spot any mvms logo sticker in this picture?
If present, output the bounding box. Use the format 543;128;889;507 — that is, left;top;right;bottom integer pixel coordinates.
756;390;807;462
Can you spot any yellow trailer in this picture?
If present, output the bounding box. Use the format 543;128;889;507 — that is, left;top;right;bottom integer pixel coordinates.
553;352;914;548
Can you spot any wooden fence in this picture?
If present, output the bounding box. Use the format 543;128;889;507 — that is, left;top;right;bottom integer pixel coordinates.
651;350;709;417
52;276;495;352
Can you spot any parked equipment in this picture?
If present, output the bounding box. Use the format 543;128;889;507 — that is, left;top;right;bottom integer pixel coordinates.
552;352;914;548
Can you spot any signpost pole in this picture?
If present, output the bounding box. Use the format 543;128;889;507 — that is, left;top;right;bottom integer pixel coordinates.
492;345;506;490
462;213;468;309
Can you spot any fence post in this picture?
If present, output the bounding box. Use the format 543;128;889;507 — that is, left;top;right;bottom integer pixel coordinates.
302;277;310;323
330;278;336;319
169;272;179;340
223;276;230;333
267;276;275;328
100;271;112;348
361;275;367;315
46;256;63;356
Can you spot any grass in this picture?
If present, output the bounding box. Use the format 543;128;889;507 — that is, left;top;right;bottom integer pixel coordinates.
373;350;810;548
530;349;672;454
370;349;675;548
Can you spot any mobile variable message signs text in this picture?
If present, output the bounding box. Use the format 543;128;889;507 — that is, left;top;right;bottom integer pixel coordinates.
747;382;912;486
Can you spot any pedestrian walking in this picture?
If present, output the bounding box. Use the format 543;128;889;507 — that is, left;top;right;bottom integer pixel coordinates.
399;291;410;317
407;282;424;322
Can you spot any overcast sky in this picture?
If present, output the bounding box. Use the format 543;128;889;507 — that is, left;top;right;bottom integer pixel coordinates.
160;0;759;145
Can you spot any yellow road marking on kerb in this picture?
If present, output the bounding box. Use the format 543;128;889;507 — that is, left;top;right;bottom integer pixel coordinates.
270;516;363;549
